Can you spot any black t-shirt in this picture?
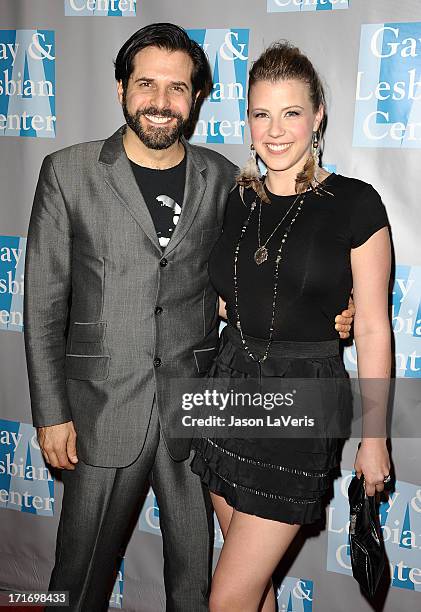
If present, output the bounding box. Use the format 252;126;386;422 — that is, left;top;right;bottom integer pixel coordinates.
209;174;389;341
130;156;187;249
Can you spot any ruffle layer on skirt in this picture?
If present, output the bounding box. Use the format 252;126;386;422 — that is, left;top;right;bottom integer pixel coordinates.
190;325;351;525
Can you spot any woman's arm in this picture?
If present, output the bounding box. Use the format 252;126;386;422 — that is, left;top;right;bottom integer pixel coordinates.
350;226;391;496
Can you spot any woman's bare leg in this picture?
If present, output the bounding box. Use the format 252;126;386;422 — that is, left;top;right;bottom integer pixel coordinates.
210;492;284;612
209;501;301;612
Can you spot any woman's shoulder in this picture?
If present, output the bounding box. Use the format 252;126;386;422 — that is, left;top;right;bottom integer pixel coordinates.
225;183;256;214
227;183;257;206
327;173;381;201
222;183;256;229
330;174;389;247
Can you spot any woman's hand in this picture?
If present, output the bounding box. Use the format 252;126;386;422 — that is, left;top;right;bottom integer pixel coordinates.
354;438;390;496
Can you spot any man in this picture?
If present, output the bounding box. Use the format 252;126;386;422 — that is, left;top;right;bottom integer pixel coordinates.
24;23;353;612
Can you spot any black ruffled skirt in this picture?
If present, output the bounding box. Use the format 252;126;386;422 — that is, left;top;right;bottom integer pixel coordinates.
190;324;350;525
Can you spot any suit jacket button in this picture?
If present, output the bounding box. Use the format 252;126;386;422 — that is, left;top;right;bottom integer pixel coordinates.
153;357;162;368
160;258;168;267
155;306;163;315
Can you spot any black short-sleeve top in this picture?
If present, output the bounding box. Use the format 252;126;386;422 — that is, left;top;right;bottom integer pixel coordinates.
208;173;389;342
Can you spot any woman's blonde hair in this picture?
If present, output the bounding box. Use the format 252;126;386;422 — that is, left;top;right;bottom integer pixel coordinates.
237;41;327;201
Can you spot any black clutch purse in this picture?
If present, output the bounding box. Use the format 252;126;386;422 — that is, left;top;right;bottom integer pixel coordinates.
348;473;386;597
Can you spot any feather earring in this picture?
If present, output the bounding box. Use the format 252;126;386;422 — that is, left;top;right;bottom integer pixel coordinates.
312;130;320;166
237;145;270;203
241;144;261;181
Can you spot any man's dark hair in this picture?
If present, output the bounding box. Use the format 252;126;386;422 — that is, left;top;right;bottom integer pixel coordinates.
114;23;213;100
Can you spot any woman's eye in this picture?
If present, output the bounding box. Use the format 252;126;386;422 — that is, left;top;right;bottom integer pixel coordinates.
286;110;300;117
254;112;268;118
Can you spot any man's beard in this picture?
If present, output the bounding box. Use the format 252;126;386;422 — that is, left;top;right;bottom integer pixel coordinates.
122;95;190;150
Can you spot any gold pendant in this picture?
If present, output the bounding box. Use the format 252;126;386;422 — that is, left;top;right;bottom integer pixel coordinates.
254;246;268;265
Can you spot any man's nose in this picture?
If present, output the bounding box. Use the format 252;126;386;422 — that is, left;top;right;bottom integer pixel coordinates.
150;86;170;110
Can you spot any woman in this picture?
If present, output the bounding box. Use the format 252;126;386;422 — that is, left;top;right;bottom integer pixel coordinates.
190;42;391;612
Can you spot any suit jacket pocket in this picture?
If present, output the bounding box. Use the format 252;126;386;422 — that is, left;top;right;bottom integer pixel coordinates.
66;321;110;379
68;320;108;355
65;354;110;380
71;321;107;342
193;346;218;375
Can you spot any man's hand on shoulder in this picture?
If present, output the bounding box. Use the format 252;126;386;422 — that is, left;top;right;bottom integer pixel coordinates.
335;296;356;339
37;421;78;470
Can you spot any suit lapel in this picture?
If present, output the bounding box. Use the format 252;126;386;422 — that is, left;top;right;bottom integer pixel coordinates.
164;136;207;256
99;128;207;256
99;126;161;253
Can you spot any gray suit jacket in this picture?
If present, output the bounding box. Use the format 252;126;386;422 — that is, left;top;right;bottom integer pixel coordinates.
24;126;237;467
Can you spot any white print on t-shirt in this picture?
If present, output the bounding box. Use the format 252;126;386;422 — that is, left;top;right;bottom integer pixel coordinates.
156;195;182;247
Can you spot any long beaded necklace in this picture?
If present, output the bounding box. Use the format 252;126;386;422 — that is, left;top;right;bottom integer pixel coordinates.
254;193;301;265
233;191;306;363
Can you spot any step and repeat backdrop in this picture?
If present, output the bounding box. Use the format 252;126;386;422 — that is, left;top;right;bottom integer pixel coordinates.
0;1;420;611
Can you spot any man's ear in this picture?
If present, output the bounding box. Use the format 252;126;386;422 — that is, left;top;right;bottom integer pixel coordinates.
117;80;124;105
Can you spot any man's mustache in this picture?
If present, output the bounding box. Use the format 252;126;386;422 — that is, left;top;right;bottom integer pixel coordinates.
138;107;183;121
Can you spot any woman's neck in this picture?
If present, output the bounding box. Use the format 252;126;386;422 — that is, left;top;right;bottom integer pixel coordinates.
264;173;297;196
264;165;329;196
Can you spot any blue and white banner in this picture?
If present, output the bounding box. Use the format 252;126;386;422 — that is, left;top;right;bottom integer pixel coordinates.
0;419;54;516
0;30;55;138
187;29;249;144
354;22;421;148
64;0;136;16
138;489;161;535
267;0;349;13
0;236;26;333
138;488;224;548
327;470;421;592
276;576;314;611
344;265;421;377
109;558;125;609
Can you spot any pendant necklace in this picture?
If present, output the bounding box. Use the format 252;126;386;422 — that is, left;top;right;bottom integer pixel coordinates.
254;192;302;265
233;190;307;363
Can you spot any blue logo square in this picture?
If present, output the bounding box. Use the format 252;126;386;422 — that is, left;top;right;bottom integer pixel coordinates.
276;576;314;610
267;0;349;13
109;558;124;608
187;29;249;144
0;236;26;333
0;31;55;138
64;0;136;16
138;487;225;548
0;419;54;516
354;23;421;148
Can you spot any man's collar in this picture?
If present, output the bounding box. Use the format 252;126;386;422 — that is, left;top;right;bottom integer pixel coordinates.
99;125;206;173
